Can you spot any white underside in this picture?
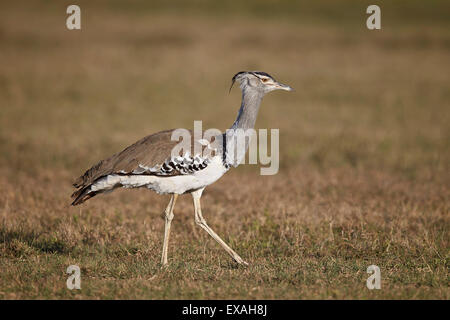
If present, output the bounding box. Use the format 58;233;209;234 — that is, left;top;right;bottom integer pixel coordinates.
90;156;227;195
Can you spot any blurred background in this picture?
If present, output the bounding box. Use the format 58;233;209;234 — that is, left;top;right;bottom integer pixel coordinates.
0;0;448;180
0;0;448;299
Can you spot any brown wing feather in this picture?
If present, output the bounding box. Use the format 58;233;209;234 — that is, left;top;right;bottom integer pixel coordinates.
72;129;191;190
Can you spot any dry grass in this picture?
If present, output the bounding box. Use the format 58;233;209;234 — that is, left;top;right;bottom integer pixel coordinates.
0;0;448;299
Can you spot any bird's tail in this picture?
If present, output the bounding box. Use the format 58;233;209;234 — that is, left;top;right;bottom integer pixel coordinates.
71;187;96;206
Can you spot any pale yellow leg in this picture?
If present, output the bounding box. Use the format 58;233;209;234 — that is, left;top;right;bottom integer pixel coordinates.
191;188;248;265
161;194;178;266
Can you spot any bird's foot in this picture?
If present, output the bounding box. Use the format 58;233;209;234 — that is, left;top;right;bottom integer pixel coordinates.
161;260;169;268
233;254;249;266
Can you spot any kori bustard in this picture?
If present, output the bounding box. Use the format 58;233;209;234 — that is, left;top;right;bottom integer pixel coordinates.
71;71;293;266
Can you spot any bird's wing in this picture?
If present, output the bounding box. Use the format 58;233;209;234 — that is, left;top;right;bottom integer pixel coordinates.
72;129;216;190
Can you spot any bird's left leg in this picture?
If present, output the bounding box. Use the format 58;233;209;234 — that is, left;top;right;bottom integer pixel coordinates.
161;194;178;266
191;188;248;265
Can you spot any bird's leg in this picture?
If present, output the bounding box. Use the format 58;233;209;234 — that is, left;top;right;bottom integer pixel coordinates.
191;189;248;266
161;194;178;266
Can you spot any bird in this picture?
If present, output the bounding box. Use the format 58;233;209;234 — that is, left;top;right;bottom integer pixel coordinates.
71;71;293;266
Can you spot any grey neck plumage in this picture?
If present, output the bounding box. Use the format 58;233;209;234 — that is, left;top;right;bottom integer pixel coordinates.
222;86;264;168
231;87;263;131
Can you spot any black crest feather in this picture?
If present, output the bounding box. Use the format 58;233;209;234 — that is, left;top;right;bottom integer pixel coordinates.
229;71;275;93
229;71;246;93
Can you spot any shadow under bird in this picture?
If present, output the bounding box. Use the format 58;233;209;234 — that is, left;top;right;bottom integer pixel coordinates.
71;71;293;266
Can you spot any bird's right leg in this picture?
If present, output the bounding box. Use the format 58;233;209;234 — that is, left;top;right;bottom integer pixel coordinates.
191;188;248;266
161;194;178;266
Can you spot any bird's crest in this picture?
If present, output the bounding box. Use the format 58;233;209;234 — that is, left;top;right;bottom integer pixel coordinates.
229;71;275;93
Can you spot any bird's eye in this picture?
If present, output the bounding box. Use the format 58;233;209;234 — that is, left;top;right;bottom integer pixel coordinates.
261;78;269;83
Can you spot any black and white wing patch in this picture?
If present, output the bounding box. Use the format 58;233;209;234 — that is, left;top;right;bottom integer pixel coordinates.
132;154;211;176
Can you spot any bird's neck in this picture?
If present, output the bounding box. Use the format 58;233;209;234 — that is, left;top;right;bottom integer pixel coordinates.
223;87;264;168
231;88;263;131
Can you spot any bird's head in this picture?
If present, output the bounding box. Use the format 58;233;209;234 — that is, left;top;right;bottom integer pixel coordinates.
230;71;293;94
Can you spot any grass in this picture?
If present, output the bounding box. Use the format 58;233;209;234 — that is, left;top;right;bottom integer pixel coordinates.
0;0;448;299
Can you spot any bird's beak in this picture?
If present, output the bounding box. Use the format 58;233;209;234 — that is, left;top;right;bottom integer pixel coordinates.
275;82;294;91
